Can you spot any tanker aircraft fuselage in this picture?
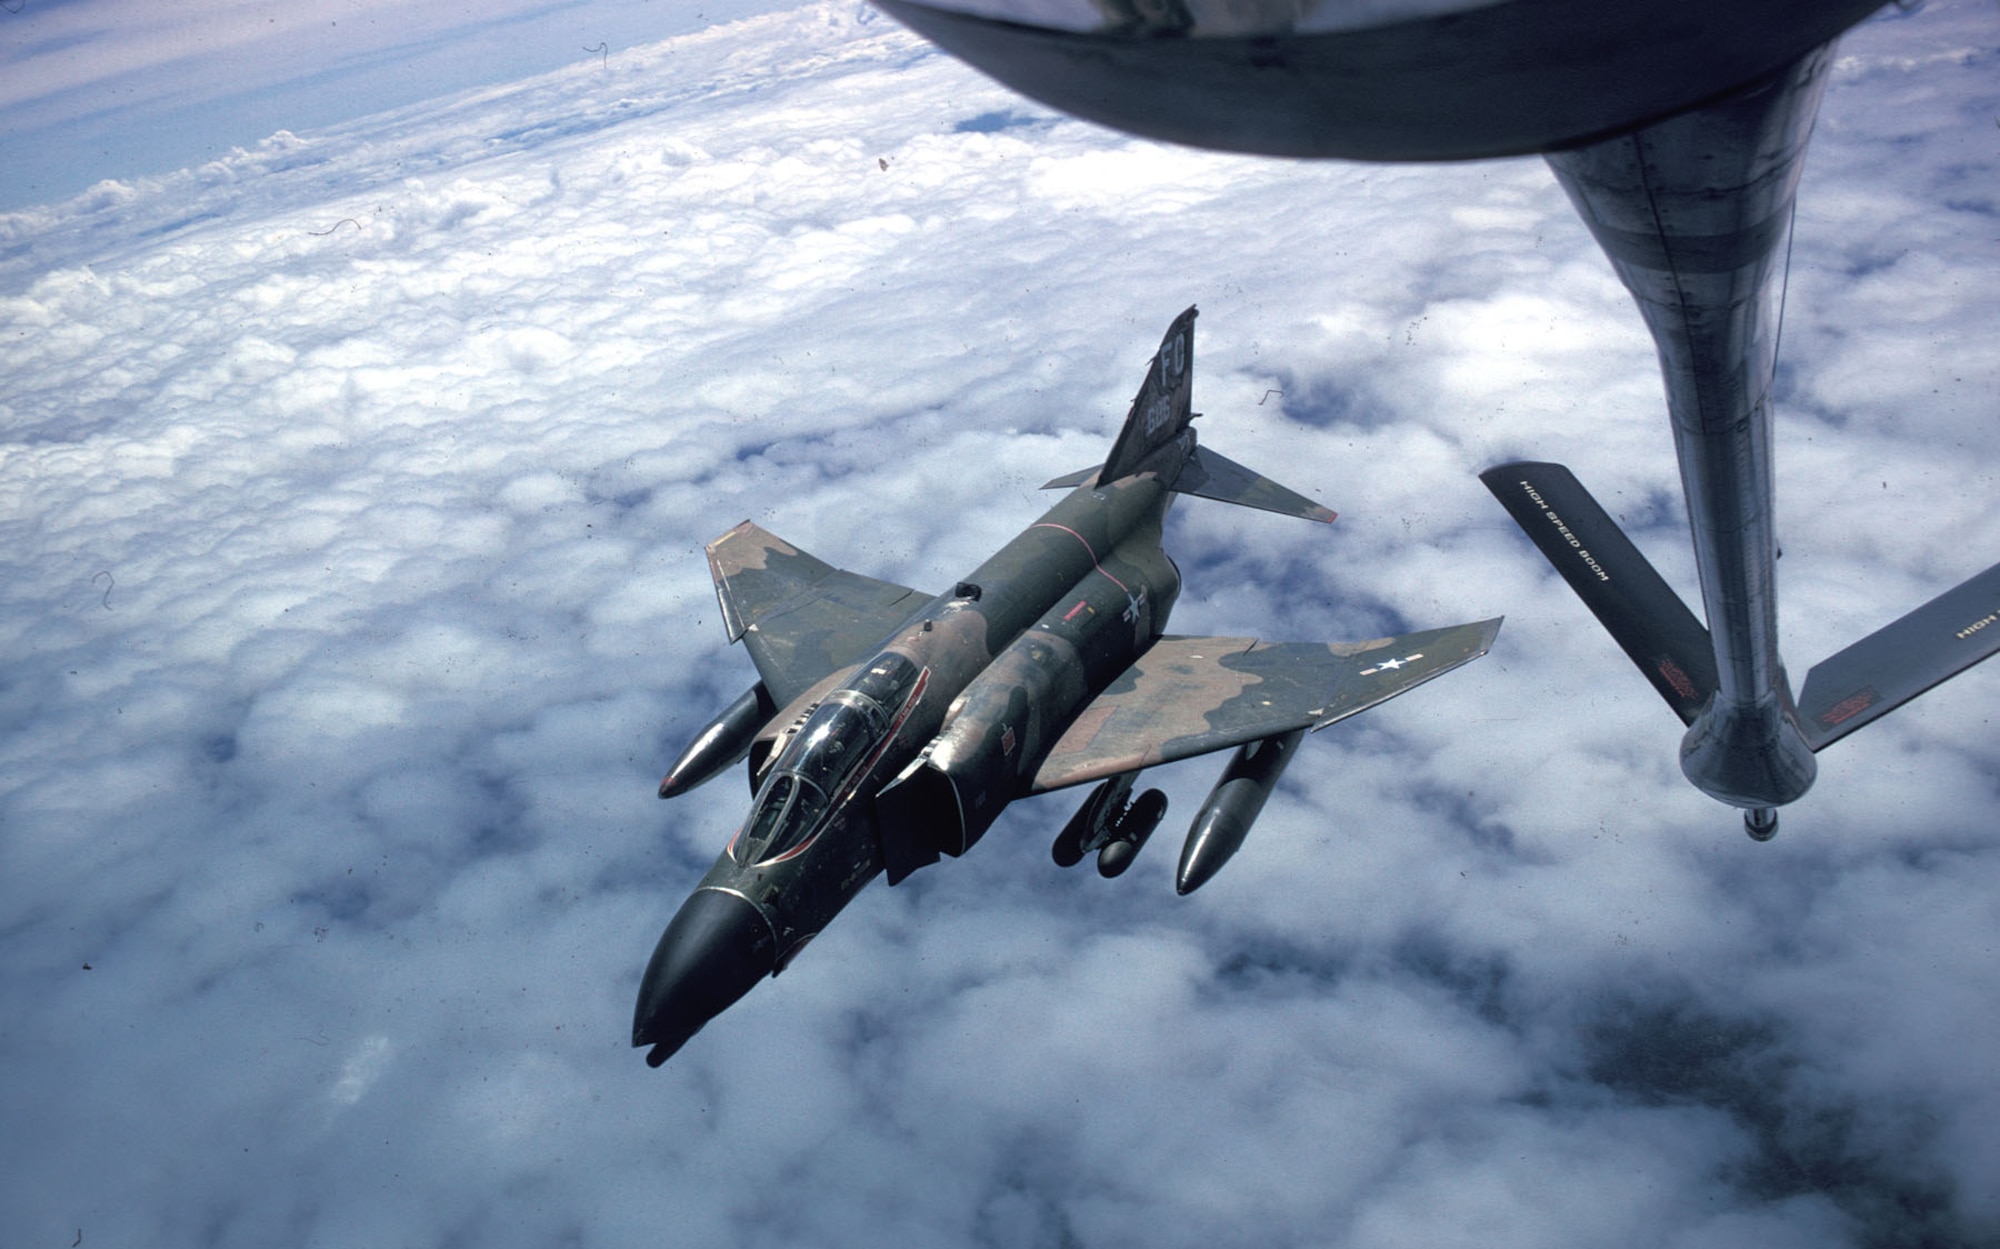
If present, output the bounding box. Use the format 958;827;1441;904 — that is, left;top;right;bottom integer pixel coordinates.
870;0;2000;837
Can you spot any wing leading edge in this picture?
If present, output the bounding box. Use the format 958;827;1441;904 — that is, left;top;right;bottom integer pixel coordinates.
706;521;933;708
1029;618;1502;793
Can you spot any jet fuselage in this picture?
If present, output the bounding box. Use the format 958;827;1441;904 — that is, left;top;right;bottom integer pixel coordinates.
634;307;1500;1067
633;441;1184;1063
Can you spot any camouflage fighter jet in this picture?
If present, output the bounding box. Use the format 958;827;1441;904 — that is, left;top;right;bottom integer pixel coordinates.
634;307;1501;1066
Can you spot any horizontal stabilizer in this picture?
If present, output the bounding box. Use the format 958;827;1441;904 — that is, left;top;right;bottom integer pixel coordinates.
1796;559;2000;751
1175;445;1336;523
1481;461;1716;724
1043;448;1335;525
1042;465;1099;491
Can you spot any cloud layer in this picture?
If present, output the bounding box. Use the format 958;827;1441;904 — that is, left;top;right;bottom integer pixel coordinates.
2;3;1996;1247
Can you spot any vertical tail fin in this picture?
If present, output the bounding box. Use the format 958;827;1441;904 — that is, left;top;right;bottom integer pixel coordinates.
1099;305;1197;483
1042;305;1334;524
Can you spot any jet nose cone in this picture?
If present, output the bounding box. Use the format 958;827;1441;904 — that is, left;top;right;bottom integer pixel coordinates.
633;888;779;1067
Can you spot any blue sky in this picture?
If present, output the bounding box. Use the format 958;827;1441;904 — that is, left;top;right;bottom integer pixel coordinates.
2;2;1997;1246
0;0;797;211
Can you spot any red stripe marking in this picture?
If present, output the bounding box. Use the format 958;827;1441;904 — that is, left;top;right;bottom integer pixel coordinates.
1032;521;1131;594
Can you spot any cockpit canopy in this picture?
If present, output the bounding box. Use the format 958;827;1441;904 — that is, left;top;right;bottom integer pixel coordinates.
733;653;924;866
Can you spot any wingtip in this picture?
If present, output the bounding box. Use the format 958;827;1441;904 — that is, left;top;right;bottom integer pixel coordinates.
705;518;758;556
1455;616;1504;663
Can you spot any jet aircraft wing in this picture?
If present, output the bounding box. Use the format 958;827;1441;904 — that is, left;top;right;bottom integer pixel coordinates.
1029;619;1502;793
706;521;932;708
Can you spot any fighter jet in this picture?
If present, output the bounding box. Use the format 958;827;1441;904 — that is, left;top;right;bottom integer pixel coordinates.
870;0;2000;837
634;308;1500;1066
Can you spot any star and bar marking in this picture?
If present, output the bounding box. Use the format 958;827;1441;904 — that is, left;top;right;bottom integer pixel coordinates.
1361;652;1424;676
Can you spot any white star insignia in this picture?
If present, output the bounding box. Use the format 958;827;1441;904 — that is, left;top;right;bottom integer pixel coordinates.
1361;652;1424;677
